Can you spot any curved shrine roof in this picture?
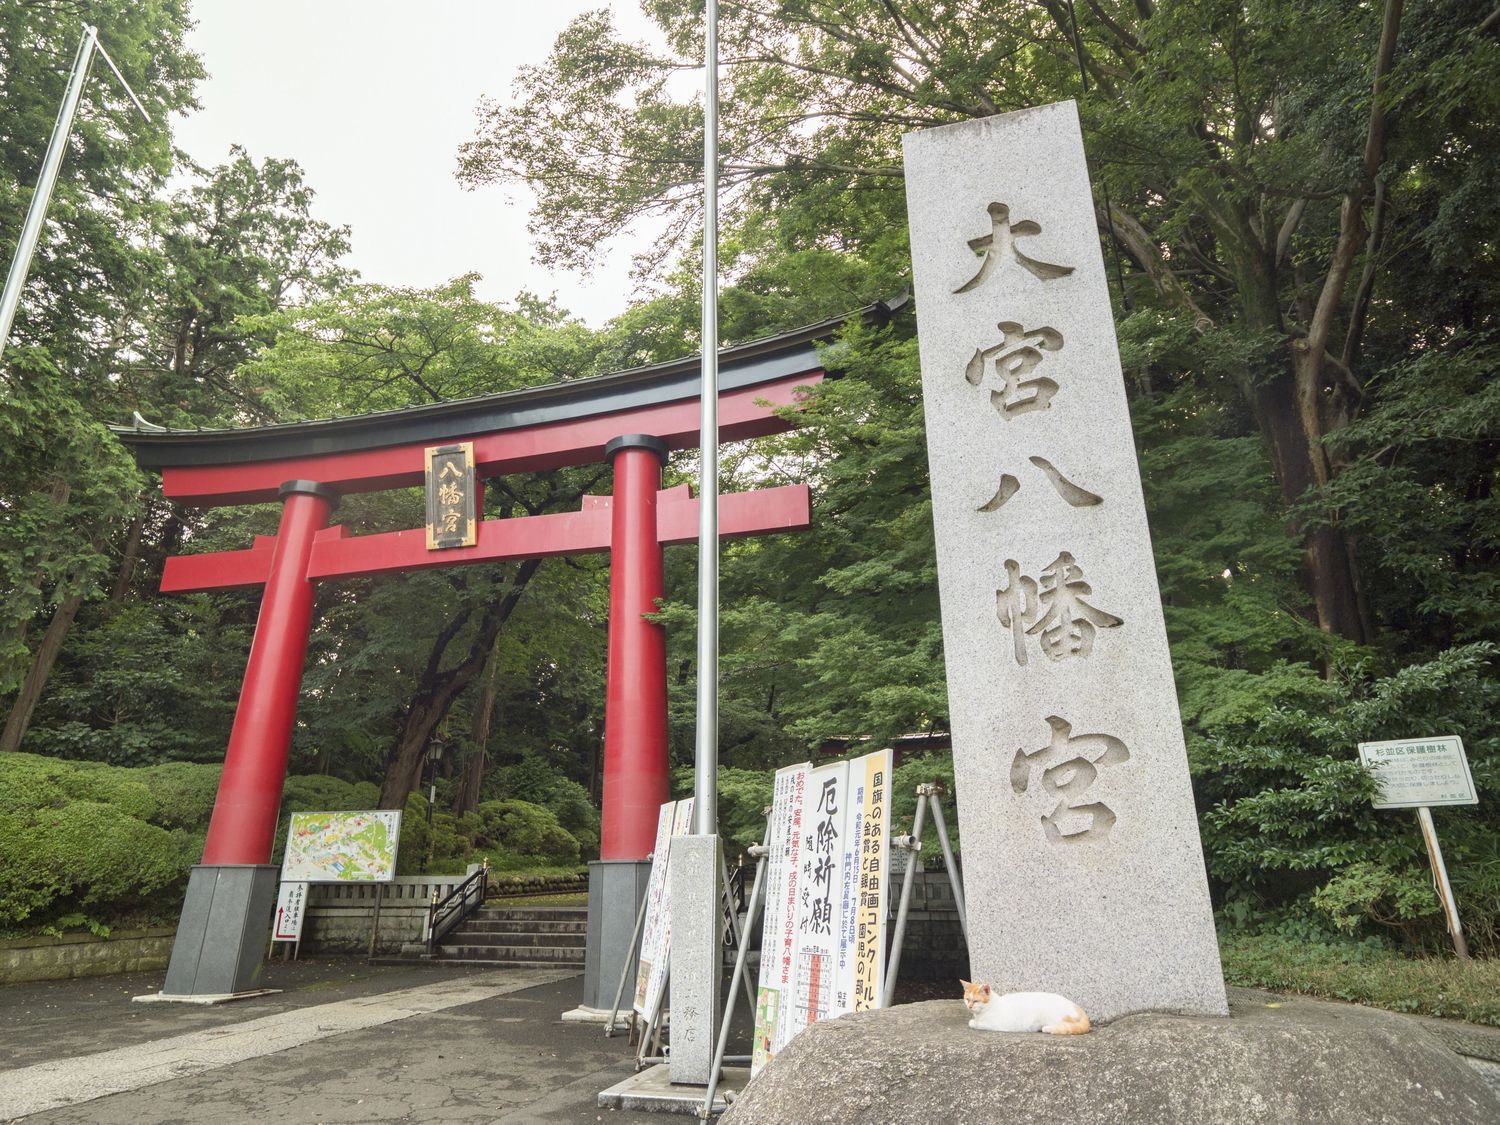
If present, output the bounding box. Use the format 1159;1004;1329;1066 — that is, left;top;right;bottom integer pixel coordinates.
112;298;903;470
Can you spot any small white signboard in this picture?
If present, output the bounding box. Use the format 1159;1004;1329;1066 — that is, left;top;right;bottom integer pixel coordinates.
272;881;308;941
1358;736;1478;809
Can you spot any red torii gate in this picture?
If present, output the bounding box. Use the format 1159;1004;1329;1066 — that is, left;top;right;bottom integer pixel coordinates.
115;303;896;999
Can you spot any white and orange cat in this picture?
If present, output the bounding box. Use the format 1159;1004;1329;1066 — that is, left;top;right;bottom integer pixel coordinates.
960;979;1091;1035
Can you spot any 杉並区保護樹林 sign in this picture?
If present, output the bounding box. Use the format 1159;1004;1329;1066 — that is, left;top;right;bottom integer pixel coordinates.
1358;735;1477;960
1358;736;1477;809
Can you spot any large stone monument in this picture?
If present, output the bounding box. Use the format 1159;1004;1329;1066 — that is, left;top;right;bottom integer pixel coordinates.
902;101;1226;1019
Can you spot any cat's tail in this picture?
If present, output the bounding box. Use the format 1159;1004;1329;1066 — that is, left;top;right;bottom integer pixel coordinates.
1042;1009;1091;1036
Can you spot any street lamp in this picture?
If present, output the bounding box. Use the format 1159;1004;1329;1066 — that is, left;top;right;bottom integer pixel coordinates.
421;737;445;874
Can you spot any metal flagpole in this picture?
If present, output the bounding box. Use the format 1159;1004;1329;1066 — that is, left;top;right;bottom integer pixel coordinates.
693;0;721;838
0;25;152;366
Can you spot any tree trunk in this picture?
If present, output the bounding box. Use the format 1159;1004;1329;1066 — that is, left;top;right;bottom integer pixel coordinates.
454;743;488;816
1;476;72;689
108;513;146;605
376;558;543;807
454;639;504;815
0;589;84;753
1251;362;1368;644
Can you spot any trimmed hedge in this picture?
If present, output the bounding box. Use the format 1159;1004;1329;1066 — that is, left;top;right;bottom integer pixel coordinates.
0;753;592;935
0;752;210;933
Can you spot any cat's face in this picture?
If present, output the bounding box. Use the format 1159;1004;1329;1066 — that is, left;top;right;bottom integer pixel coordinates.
959;979;992;1011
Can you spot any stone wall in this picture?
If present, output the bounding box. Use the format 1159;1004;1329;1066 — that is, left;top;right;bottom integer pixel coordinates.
891;866;969;980
0;927;175;984
298;875;470;955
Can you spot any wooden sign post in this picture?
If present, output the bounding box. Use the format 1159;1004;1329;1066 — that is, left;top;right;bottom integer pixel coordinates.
1358;735;1479;960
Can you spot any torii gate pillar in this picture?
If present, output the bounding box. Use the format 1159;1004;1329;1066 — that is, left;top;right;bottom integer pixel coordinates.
600;435;671;859
578;436;671;1014
161;480;338;1000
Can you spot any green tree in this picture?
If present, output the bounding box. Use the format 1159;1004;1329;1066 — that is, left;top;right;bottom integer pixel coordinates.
122;146;353;429
3;148;353;754
235;279;612;807
0;1;202;749
461;0;1500;650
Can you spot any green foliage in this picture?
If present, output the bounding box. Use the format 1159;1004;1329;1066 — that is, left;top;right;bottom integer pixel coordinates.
891;754;960;859
26;601;250;764
0;753;194;931
0;383;145;695
711;767;777;856
0;1;198;698
1219;930;1500;1026
488;758;601;858
1310;862;1452;939
1321;330;1500;653
0;752;156;822
473;800;581;866
1195;644;1500;952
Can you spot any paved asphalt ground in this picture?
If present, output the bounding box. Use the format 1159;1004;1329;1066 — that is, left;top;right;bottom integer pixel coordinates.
0;960;744;1124
4;960;1499;1123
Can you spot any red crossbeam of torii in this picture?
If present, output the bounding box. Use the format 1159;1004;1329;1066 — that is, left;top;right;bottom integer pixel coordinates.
161;483;809;592
118;324;846;876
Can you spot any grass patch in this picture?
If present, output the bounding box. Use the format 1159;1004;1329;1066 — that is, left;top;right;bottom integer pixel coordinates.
1219;931;1500;1027
491;891;588;907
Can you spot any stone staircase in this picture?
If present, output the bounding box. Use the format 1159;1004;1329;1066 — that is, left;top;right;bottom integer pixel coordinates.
425;905;587;968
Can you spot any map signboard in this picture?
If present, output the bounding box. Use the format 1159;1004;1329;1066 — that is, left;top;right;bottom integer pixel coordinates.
281;810;402;882
1359;736;1478;809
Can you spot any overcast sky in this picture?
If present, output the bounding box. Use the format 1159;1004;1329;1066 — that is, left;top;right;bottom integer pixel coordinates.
172;1;665;326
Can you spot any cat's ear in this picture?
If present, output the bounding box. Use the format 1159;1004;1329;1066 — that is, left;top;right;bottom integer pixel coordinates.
959;979;971;989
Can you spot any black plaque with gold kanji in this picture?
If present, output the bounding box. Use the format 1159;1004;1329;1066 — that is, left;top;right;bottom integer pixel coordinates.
424;442;478;549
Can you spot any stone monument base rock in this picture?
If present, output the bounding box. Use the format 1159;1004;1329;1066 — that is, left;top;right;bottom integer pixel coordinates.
722;988;1498;1124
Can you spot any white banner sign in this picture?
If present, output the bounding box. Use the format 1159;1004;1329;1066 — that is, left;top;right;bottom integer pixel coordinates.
752;762;808;1075
633;798;693;1018
1359;736;1478;809
785;761;848;1046
753;751;890;1077
272;881;308;941
841;749;891;1013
